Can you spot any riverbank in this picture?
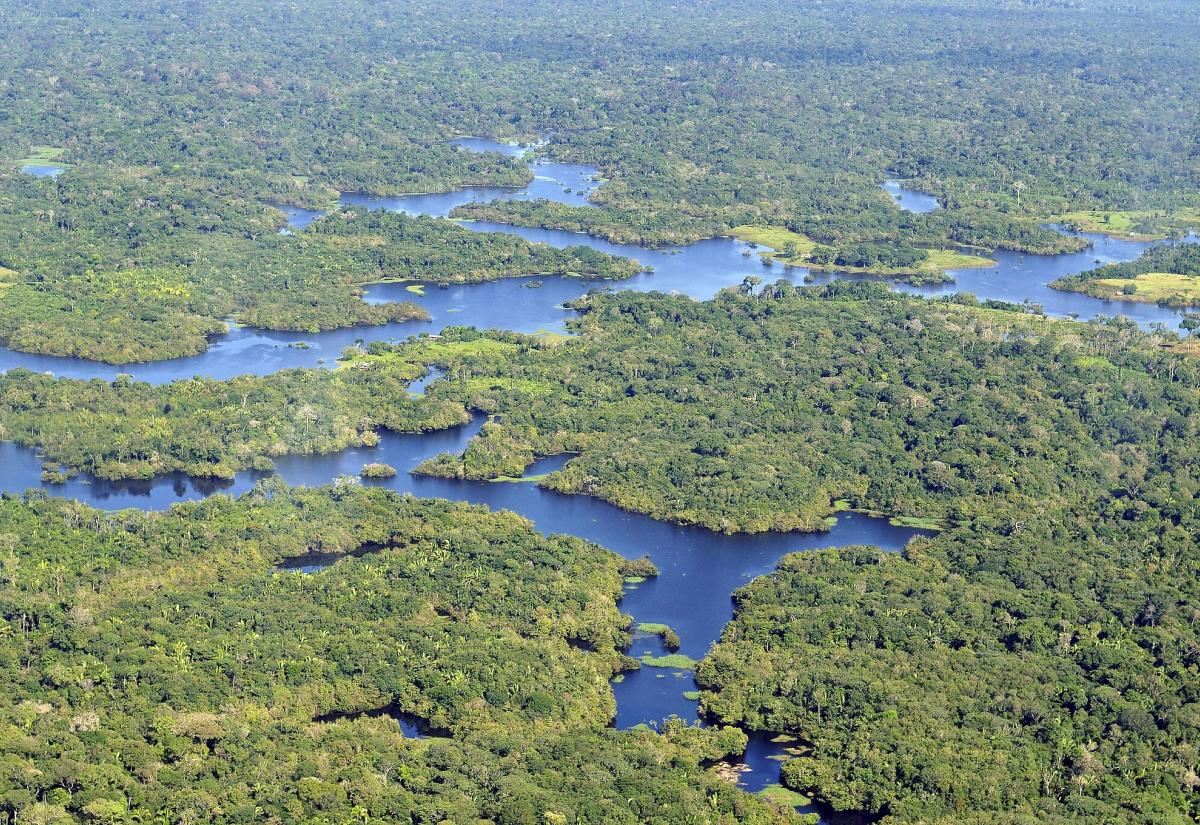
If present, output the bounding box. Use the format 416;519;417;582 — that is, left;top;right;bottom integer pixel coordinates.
1049;208;1200;241
1053;270;1200;307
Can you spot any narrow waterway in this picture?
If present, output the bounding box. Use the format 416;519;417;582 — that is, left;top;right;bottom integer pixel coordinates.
883;179;940;213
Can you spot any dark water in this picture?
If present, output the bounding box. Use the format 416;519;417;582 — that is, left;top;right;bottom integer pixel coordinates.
21;164;66;177
883;179;940;213
311;703;439;738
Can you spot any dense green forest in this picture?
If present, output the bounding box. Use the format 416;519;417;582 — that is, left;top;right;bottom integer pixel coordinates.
409;285;1195;534
6;285;1200;822
0;486;796;824
6;0;1198;228
697;502;1200;823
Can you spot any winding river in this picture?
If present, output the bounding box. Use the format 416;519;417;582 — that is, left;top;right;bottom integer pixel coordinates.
2;139;1189;818
3;139;1193;384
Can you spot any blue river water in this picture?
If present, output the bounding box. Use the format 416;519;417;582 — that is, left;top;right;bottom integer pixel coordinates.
0;393;921;818
20;164;66;177
0;137;1182;818
883;179;940;213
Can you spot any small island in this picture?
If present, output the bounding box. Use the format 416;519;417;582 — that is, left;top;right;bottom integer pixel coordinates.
359;462;398;479
730;225;994;284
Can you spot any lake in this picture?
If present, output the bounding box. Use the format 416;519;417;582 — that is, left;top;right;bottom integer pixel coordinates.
20;164;66;177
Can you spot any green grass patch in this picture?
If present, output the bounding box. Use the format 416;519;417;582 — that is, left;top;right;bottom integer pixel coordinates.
462;376;557;396
729;225;818;263
889;515;945;531
623;576;646;584
758;785;813;807
682;690;701;701
636;622;672;634
17;145;67;164
1092;272;1200;305
405;283;427;295
1050;209;1200;240
924;248;995;271
488;472;551;484
533;330;573;345
638;652;697;669
1074;355;1118;371
0;266;18;294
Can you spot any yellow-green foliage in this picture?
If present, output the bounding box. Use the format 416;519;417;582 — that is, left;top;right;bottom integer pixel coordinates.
730;225;819;262
758;785;814;808
922;248;995;272
1051;209;1200;240
1093;272;1200;304
889;515;945;531
639;652;697;669
730;225;993;275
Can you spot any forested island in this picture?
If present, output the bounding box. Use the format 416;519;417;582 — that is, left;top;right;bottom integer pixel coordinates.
2;0;1200;823
1052;243;1200;308
728;225;994;284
